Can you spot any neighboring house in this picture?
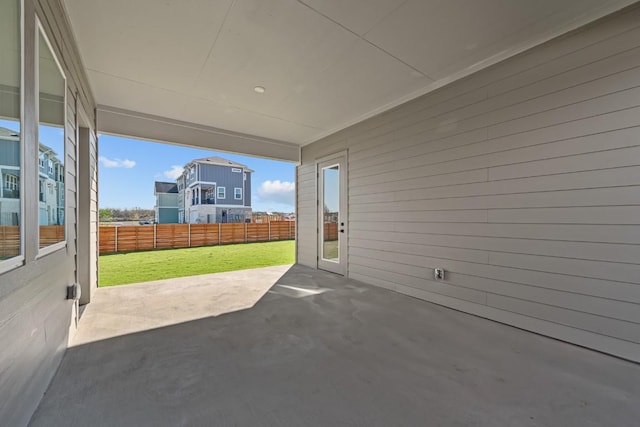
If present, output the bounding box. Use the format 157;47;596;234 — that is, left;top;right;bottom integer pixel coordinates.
177;156;252;224
38;143;64;226
153;181;178;224
1;127;64;227
0;127;20;226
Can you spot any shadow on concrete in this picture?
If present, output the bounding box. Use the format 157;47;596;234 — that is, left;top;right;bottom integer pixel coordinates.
30;265;640;427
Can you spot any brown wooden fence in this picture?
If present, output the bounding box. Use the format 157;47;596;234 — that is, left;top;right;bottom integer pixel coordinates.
99;221;296;254
0;226;20;258
0;225;67;258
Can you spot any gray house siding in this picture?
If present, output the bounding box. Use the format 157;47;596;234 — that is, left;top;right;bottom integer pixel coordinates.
198;163;246;206
298;6;640;362
0;0;97;425
244;172;251;207
158;208;178;224
0;137;20;166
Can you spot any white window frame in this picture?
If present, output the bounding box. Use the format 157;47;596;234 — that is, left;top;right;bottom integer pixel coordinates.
4;173;19;191
234;187;242;200
217;186;226;199
36;18;68;259
0;0;24;274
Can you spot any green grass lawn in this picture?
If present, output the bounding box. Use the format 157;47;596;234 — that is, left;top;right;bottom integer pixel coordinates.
99;240;295;287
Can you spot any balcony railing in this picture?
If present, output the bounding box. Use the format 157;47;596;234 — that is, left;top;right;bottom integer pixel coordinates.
191;198;216;205
1;189;20;199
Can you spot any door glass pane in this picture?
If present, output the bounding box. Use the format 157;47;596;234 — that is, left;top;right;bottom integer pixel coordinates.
0;0;21;261
38;30;66;249
322;165;339;261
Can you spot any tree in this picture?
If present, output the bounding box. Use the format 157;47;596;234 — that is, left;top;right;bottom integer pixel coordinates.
99;208;113;222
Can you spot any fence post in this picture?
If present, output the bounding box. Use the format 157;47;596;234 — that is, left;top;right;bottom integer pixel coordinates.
218;223;221;245
154;224;157;249
289;220;292;239
114;226;118;253
188;223;191;247
245;222;248;243
268;221;271;241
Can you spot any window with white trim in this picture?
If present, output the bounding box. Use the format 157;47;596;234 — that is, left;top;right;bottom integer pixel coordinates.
234;187;242;200
0;0;22;262
217;186;226;199
4;174;18;191
38;24;67;250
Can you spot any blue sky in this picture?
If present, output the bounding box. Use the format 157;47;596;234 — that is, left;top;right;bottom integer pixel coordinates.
98;134;296;212
0;119;297;212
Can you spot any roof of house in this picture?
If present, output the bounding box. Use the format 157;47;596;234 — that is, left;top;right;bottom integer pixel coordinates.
154;181;178;194
187;156;254;173
0;127;20;138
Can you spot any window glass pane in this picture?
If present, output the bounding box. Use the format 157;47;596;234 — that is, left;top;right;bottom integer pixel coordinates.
217;187;225;199
322;165;339;261
0;0;21;261
38;29;66;250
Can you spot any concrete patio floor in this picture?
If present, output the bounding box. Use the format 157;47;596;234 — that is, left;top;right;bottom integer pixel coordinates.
30;264;639;426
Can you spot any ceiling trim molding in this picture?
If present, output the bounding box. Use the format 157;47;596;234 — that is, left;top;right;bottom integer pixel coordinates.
97;105;300;162
302;0;639;146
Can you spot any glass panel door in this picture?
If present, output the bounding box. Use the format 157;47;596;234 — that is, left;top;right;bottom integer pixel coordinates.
322;165;339;262
318;153;347;275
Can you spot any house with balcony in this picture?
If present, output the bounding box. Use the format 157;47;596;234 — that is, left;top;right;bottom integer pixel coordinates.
153;181;178;224
177;156;252;224
0;127;21;227
38;144;64;226
1;128;64;227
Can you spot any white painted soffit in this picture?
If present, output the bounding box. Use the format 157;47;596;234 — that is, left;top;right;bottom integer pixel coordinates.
64;0;639;151
97;106;300;162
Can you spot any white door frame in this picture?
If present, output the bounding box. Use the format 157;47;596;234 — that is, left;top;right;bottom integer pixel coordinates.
317;151;347;275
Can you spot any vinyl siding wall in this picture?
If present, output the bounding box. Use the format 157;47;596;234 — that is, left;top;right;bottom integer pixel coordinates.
298;6;640;362
0;0;97;425
197;163;248;207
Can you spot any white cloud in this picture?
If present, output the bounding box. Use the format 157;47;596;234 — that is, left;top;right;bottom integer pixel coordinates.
99;156;136;169
257;180;295;206
163;165;184;180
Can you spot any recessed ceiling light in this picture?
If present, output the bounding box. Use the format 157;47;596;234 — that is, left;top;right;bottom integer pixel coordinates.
253;86;266;94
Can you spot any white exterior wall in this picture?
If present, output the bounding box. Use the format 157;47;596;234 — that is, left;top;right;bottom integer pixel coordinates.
298;6;640;362
0;0;98;425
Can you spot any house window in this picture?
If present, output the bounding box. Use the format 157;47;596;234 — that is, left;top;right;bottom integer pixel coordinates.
39;180;45;202
231;168;242;173
217;186;226;199
38;24;67;251
4;174;18;191
0;0;22;264
234;187;242;200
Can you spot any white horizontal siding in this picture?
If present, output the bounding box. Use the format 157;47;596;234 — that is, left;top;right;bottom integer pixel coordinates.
296;164;316;267
298;5;640;362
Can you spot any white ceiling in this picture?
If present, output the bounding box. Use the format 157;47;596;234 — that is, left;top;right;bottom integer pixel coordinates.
63;0;637;149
